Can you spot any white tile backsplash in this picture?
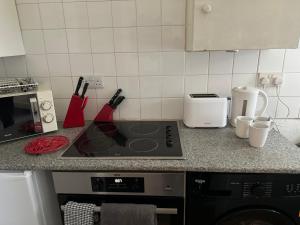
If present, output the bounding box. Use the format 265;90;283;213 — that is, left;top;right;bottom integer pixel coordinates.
22;30;45;54
39;3;65;29
4;0;300;120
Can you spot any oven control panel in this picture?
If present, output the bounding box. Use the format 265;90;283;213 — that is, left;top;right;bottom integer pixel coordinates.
91;177;144;193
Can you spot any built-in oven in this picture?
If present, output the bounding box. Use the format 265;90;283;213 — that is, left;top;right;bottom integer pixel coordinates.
52;172;185;225
0;90;57;143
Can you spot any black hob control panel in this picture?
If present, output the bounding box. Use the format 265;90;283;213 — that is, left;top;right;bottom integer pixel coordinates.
91;177;145;193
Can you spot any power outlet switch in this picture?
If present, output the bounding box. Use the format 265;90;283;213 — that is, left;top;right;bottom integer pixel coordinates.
84;76;104;89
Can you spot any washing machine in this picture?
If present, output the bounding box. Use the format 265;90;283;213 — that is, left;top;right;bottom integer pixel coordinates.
186;172;300;225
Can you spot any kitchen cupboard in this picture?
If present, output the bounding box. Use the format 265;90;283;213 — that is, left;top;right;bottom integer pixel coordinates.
186;0;300;51
0;0;25;57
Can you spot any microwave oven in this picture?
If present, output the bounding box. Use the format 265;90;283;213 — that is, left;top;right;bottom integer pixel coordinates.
0;90;57;143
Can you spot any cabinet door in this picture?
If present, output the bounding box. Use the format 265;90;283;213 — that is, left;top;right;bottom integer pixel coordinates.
186;0;300;51
0;0;25;57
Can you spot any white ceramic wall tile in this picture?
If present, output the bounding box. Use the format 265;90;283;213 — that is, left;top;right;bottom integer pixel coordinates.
90;28;114;53
39;0;62;3
208;75;232;97
69;54;93;75
43;29;68;53
119;99;141;120
96;77;117;99
17;4;42;29
185;52;209;75
136;0;161;26
87;1;112;28
280;73;300;96
209;51;234;75
258;96;278;118
283;49;300;73
66;29;91;53
115;53;139;76
162;98;184;119
50;76;74;98
22;30;45;54
137;27;161;52
232;74;257;88
112;1;137;27
161;0;185;25
114;28;138;52
93;53;116;76
184;75;208;94
139;52;161;75
39;3;65;29
162;26;185;51
17;0;38;3
26;55;49;76
141;98;162;120
34;77;51;90
53;98;69;121
276;97;300;118
63;2;89;28
117;76;140;98
161;52;184;75
47;54;71;75
162;76;184;97
258;49;285;73
84;98;98;120
233;50;259;74
3;56;27;76
140;76;162;98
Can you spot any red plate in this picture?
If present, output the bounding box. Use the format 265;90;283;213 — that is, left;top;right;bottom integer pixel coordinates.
24;136;69;155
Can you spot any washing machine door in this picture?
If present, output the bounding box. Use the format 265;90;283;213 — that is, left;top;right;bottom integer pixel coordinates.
216;209;295;225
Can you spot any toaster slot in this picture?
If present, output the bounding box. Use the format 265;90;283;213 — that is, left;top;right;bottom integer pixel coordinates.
189;94;219;98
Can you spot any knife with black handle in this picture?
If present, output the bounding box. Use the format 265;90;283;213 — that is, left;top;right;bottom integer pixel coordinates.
109;89;122;106
75;77;84;96
81;82;89;99
111;96;125;109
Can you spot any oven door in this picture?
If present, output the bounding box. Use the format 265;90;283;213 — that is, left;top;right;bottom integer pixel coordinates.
0;94;42;143
58;194;184;225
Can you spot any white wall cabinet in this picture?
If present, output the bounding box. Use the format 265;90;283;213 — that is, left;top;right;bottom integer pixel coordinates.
0;0;25;57
186;0;300;51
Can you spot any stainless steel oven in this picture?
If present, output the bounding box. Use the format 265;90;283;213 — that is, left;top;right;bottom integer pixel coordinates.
52;172;185;225
0;90;57;143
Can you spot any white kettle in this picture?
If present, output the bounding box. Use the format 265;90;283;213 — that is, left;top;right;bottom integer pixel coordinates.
231;87;268;127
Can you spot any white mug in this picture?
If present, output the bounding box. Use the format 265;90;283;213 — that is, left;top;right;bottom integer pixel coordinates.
249;122;270;148
254;116;272;127
235;116;254;139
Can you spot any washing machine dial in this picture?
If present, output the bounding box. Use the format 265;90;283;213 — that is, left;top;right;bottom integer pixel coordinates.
251;183;265;197
40;101;52;111
43;113;54;123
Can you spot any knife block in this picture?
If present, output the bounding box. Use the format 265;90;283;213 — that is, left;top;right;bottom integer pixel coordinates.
63;95;88;128
94;104;114;122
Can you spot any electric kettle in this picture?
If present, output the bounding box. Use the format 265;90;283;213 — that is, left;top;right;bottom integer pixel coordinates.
231;87;268;127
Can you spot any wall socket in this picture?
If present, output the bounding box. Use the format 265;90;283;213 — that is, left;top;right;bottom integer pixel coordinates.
258;73;283;87
84;76;104;89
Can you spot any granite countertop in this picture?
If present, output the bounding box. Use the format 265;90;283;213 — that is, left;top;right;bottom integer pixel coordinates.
0;121;300;173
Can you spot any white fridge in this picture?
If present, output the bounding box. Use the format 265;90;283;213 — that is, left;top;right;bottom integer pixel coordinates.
0;171;62;225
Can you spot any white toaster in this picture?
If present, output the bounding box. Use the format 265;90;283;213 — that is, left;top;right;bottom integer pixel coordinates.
183;94;228;128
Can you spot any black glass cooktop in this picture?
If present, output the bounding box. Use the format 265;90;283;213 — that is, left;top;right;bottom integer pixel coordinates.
62;121;183;159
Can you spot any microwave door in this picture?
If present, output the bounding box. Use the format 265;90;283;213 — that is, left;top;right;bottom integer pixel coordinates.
0;95;43;143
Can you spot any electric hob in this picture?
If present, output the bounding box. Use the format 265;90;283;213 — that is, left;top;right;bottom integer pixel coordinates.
61;121;183;159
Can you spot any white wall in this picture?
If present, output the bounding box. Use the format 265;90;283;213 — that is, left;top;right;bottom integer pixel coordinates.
0;0;300;121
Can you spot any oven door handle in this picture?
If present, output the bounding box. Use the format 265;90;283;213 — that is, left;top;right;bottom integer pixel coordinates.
60;205;178;215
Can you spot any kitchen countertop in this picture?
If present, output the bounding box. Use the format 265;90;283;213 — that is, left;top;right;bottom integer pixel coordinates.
0;121;300;173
